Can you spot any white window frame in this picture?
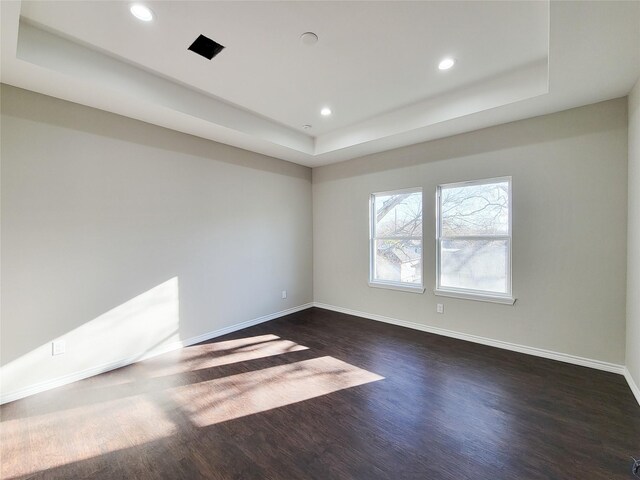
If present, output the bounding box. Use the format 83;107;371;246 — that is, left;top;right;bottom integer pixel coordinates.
369;187;425;294
435;177;515;305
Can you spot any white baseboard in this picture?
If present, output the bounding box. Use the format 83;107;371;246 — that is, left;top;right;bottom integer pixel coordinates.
0;303;313;405
312;302;626;375
624;368;640;406
5;302;637;407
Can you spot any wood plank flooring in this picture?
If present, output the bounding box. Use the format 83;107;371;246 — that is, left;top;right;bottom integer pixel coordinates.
1;307;639;479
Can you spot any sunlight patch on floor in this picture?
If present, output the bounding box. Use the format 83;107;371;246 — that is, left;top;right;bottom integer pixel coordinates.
144;334;309;378
0;395;176;478
171;356;384;428
0;339;384;479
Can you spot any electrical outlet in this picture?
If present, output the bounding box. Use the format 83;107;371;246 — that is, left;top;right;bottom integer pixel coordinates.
436;303;444;314
52;339;66;356
281;290;287;299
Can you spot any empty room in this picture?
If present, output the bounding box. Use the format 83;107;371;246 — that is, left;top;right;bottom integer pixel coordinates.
1;1;640;479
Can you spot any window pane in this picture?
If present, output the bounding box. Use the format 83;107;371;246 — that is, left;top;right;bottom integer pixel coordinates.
439;239;508;294
374;192;422;237
374;239;422;285
441;181;509;236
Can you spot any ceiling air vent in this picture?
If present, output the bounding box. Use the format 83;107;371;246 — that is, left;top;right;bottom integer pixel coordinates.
188;34;225;60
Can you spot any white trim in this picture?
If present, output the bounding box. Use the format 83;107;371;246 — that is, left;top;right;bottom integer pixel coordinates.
437;176;513;190
369;281;425;294
312;302;625;375
624;368;640;406
370;186;423;197
434;288;515;305
0;303;313;405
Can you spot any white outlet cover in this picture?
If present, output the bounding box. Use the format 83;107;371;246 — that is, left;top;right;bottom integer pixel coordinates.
52;339;66;355
436;304;444;314
281;290;287;299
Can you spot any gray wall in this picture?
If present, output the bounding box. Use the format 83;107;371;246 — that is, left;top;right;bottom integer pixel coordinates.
628;78;640;388
0;85;313;397
313;98;628;365
1;83;633;400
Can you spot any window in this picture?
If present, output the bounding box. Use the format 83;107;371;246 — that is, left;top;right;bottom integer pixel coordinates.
369;188;424;293
436;177;514;304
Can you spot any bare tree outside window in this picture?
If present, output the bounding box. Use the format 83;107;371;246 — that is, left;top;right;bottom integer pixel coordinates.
437;178;512;297
370;189;423;288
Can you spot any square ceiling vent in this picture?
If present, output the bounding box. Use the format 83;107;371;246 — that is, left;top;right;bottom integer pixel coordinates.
188;34;225;60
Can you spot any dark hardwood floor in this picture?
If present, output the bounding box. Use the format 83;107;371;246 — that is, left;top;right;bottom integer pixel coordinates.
1;307;639;479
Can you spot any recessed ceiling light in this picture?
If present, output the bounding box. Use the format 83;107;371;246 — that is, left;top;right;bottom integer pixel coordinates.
320;107;332;117
438;58;455;70
130;4;154;22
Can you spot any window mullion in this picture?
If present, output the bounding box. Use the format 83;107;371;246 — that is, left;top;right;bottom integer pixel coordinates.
374;236;423;241
439;235;511;241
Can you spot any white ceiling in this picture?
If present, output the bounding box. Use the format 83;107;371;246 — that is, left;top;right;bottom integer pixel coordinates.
1;1;639;167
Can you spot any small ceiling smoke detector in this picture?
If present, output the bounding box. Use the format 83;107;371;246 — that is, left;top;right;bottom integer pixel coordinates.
130;4;154;22
188;34;225;60
300;32;319;45
320;107;332;116
438;57;455;70
302;124;312;130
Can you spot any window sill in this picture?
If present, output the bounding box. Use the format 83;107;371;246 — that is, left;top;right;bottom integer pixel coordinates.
434;288;516;305
369;281;425;294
